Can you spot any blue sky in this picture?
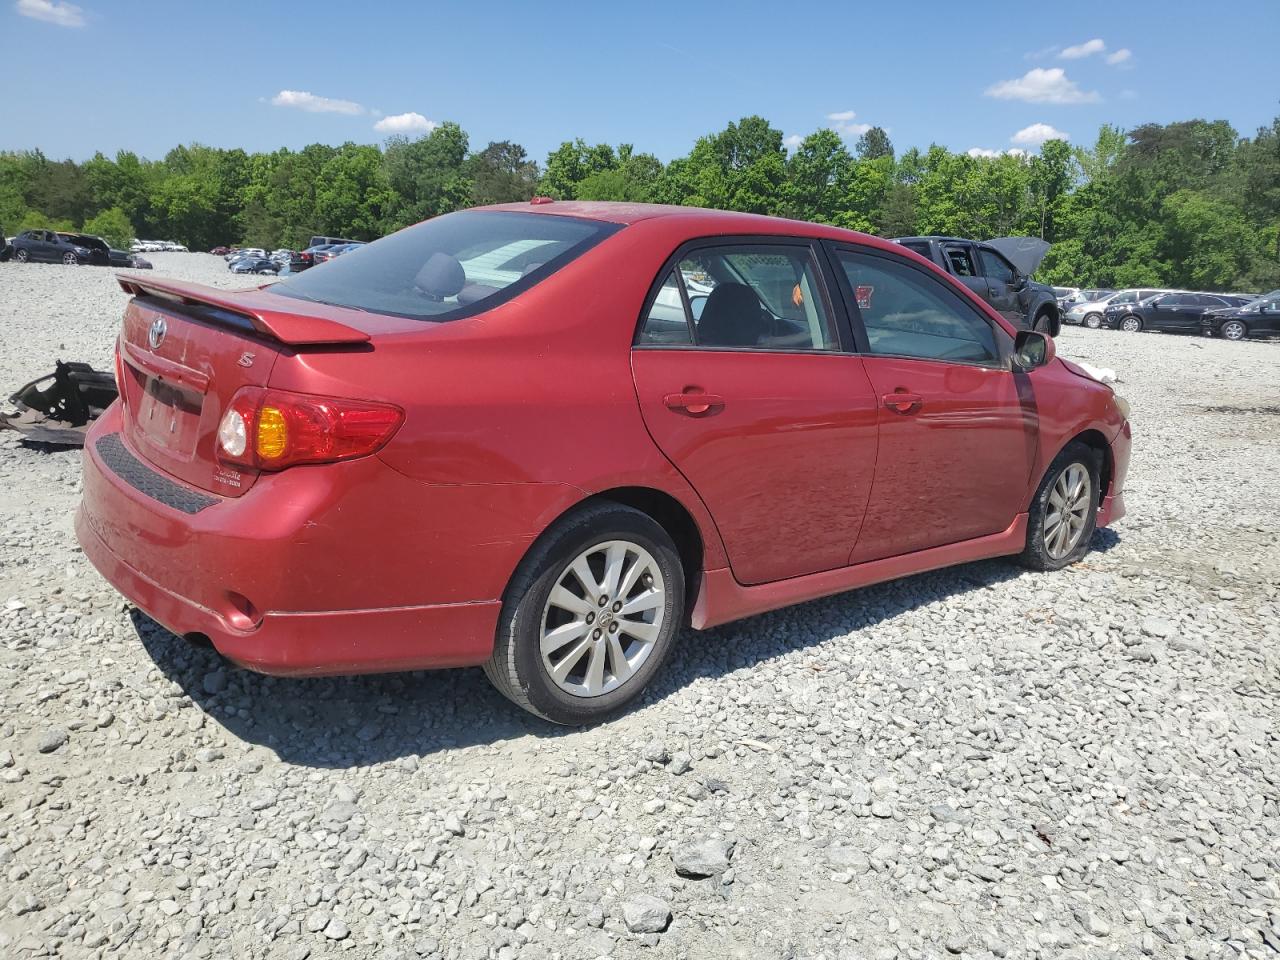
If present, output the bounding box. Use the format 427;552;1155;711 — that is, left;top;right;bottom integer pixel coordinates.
3;0;1277;163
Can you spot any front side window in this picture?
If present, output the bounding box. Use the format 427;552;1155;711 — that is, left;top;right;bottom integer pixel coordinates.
273;211;616;323
638;243;837;351
837;250;1002;365
978;248;1016;283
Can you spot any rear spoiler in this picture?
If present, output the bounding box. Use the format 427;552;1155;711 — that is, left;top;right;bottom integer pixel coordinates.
116;275;370;346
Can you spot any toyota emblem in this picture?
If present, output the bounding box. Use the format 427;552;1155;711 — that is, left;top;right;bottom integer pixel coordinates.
148;316;167;350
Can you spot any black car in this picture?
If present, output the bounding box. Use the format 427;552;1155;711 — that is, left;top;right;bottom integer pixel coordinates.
11;229;109;265
892;235;1061;335
229;256;279;275
1104;292;1239;333
1201;289;1280;341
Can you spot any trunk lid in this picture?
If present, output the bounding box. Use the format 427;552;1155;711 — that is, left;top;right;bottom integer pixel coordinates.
114;276;371;497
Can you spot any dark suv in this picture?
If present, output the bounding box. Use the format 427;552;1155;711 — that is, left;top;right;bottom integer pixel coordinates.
1105;292;1241;333
11;230;109;265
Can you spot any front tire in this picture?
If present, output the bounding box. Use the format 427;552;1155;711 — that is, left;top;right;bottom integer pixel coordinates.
1084;312;1103;329
1020;442;1101;571
1221;320;1247;341
484;502;685;725
62;252;79;266
15;249;29;263
1120;316;1143;333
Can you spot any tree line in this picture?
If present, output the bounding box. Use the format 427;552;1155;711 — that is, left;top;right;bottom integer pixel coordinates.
2;113;1277;290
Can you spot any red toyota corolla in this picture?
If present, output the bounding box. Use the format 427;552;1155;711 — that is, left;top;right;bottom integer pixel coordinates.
77;201;1130;723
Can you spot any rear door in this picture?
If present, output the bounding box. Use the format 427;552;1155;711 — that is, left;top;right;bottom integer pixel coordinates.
631;239;879;585
941;242;991;305
827;243;1034;563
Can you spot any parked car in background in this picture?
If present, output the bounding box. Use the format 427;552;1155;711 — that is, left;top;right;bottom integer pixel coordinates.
892;235;1061;335
1053;286;1079;309
210;246;231;256
1063;290;1124;326
11;230;109;265
79;201;1129;724
1084;289;1171;329
229;256;280;275
1201;289;1280;340
1104;291;1238;333
287;249;316;273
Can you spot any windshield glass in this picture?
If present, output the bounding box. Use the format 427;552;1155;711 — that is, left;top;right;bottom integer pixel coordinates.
273;211;617;322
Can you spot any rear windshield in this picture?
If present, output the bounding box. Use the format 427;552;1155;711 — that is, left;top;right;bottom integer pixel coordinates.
274;211;618;322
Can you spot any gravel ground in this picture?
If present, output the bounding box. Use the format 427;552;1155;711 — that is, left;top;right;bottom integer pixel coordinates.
0;254;1277;960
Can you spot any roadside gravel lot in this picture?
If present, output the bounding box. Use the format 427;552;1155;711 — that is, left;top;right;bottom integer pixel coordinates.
1;254;1277;960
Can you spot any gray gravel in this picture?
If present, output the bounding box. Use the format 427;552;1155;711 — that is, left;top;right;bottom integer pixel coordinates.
1;254;1278;959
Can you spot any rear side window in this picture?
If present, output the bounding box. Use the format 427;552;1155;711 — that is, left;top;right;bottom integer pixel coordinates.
836;250;1001;365
275;211;617;322
943;245;977;277
638;243;837;351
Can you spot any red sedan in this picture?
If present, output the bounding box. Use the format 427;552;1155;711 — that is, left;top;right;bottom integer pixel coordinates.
77;202;1130;724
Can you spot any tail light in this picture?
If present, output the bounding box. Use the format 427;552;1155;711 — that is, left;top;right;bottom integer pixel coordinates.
216;387;403;471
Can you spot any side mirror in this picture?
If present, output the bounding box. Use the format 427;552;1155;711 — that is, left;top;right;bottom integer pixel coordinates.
1010;274;1028;291
1013;330;1055;371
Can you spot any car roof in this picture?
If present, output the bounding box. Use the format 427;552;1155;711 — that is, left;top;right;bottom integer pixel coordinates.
474;199;901;249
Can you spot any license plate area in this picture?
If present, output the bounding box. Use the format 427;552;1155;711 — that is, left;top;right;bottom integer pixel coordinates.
136;375;203;459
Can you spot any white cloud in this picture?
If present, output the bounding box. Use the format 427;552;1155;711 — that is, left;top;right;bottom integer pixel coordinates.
985;68;1100;104
826;110;872;138
967;147;1028;159
1012;122;1070;146
373;112;438;135
1060;38;1105;59
270;90;365;115
15;0;85;27
783;134;803;150
1106;48;1132;65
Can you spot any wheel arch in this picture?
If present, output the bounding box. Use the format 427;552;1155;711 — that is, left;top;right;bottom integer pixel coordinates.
1033;300;1061;337
1060;428;1113;498
505;485;710;620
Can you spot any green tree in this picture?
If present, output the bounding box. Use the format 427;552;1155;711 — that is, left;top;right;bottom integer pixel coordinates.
81;207;135;248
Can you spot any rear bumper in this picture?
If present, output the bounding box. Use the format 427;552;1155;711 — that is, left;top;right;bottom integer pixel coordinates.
77;510;499;675
74;403;569;676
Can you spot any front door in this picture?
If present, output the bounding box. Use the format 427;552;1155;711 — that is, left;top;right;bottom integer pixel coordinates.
631;240;879;585
976;246;1023;324
828;244;1035;563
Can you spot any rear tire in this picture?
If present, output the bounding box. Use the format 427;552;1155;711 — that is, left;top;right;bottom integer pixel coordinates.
484;502;685;725
1221;319;1247;341
1083;312;1103;329
62;252;78;266
1020;442;1101;572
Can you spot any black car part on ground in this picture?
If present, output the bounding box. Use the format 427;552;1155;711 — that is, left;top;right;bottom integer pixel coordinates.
0;360;118;445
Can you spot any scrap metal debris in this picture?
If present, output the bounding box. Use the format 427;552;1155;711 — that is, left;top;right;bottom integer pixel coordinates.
0;360;118;446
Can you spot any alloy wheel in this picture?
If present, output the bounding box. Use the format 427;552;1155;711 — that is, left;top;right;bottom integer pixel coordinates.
1084;313;1102;329
539;539;666;698
1222;320;1246;341
15;249;29;262
1120;317;1141;332
62;252;78;265
1043;463;1092;560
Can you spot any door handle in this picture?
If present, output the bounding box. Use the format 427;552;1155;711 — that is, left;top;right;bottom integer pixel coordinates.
882;391;923;414
664;391;724;416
